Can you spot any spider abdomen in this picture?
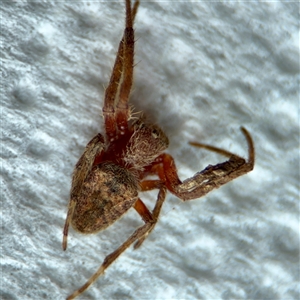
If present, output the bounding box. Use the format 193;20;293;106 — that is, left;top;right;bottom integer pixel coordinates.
71;162;138;234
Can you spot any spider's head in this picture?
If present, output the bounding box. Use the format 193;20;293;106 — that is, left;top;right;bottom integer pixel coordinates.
124;117;169;170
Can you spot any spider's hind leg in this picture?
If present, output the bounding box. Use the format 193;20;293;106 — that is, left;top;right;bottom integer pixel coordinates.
133;180;167;249
66;186;166;300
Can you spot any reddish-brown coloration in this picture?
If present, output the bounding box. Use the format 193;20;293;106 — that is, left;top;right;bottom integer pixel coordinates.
63;1;255;299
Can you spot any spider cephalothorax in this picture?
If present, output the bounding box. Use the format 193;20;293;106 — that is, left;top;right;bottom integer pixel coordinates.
124;117;169;171
63;1;255;299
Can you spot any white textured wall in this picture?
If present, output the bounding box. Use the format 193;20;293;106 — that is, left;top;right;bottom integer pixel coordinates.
1;1;299;300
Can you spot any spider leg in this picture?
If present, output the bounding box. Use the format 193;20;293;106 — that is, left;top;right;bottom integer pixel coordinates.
134;186;166;249
62;134;105;250
66;186;166;300
132;179;165;248
103;0;139;141
159;127;255;201
115;0;136;135
102;36;124;140
63;198;76;251
134;198;153;223
189;127;255;163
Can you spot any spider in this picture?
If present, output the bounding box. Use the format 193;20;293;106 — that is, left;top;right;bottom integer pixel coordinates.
62;0;255;299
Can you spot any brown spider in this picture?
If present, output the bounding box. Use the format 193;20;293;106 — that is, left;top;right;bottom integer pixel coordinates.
62;0;255;299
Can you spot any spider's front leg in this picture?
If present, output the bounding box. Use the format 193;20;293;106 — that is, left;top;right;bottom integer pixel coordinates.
159;127;255;201
115;0;135;133
102;0;139;140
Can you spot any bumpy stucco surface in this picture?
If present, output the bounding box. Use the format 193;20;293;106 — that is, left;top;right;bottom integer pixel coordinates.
1;1;299;299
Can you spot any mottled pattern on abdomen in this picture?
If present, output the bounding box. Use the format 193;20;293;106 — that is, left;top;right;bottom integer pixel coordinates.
71;162;138;233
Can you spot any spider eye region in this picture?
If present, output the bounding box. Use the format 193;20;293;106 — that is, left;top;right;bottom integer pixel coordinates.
124;121;169;170
151;128;160;138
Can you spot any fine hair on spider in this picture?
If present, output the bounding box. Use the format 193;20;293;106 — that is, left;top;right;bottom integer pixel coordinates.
62;0;255;299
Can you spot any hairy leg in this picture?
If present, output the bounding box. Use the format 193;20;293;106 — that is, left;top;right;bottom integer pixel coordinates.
103;0;140;140
115;0;136;134
153;127;255;201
